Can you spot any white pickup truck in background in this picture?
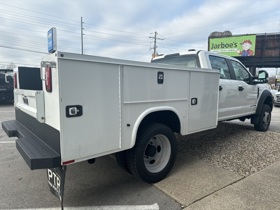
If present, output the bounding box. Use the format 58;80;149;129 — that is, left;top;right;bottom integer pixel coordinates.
1;51;272;205
152;50;273;131
274;91;280;107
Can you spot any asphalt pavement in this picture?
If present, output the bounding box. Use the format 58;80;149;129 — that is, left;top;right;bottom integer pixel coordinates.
1;104;280;210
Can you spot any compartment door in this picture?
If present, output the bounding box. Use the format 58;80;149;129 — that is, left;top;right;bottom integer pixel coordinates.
59;60;121;162
188;71;219;133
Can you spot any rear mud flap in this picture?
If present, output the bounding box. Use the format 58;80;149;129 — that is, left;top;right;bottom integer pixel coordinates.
47;166;67;210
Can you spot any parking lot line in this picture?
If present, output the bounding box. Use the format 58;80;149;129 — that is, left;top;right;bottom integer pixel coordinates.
7;203;159;210
0;141;15;144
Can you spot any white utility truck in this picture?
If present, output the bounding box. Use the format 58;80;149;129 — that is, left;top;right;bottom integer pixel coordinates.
2;51;272;205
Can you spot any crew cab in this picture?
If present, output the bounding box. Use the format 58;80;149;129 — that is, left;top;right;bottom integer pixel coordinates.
152;50;273;131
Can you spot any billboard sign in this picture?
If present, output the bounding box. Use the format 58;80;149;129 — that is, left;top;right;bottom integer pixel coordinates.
209;35;256;57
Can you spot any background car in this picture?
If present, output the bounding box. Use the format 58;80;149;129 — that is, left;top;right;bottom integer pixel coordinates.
274;92;280;107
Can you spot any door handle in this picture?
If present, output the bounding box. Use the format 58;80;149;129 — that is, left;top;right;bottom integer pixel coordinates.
219;86;223;91
238;86;244;91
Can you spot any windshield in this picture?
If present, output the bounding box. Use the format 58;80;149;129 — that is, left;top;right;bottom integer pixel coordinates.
152;54;200;68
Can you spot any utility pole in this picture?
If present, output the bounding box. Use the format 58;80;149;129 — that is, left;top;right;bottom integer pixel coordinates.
81;17;84;54
149;31;164;57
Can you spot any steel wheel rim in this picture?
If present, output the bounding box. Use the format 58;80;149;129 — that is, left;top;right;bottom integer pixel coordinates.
263;111;271;127
144;134;171;173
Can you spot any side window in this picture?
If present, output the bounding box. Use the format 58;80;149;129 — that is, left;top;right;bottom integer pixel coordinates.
209;56;231;79
230;60;250;81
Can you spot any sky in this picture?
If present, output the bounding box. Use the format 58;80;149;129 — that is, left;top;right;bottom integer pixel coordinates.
0;0;280;75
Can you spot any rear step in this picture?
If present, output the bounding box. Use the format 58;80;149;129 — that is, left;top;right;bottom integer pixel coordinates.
2;120;61;170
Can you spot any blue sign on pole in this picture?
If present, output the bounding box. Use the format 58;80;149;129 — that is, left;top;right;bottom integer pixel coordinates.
48;27;57;53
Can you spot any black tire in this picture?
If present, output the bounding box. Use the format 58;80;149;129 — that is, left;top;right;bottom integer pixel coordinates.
254;104;271;131
126;123;177;183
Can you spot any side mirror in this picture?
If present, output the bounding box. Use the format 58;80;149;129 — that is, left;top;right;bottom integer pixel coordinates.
256;70;269;83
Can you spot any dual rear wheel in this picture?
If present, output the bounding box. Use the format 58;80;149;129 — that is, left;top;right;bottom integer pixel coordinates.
116;123;177;183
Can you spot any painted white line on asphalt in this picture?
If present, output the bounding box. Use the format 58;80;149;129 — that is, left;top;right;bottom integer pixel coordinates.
0;141;15;144
7;203;159;210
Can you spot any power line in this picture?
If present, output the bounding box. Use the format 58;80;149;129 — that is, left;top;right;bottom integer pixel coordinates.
0;45;47;54
84;22;150;40
0;16;79;34
1;1;278;60
0;61;40;67
0;14;150;49
0;3;149;40
0;2;80;24
165;8;280;37
0;3;152;52
1;10;79;28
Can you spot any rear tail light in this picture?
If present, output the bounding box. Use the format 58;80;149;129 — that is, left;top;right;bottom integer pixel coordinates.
14;72;18;89
63;160;75;165
45;66;52;92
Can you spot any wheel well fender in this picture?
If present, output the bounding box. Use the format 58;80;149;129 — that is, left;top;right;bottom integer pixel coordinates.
251;89;273;124
130;107;181;148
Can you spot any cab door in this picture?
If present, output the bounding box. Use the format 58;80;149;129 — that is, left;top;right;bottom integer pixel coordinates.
227;59;258;115
209;55;240;120
209;55;258;121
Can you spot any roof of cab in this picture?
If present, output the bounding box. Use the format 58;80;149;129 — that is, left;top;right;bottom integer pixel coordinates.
152;49;241;63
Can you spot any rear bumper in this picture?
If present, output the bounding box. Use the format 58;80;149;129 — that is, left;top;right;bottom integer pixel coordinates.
2;120;61;170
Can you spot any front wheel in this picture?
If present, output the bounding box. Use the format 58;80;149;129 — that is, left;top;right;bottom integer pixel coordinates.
126;123;177;183
254;104;271;131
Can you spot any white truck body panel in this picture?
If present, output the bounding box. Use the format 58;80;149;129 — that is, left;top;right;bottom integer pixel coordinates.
188;71;219;132
58;56;122;162
34;52;219;164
